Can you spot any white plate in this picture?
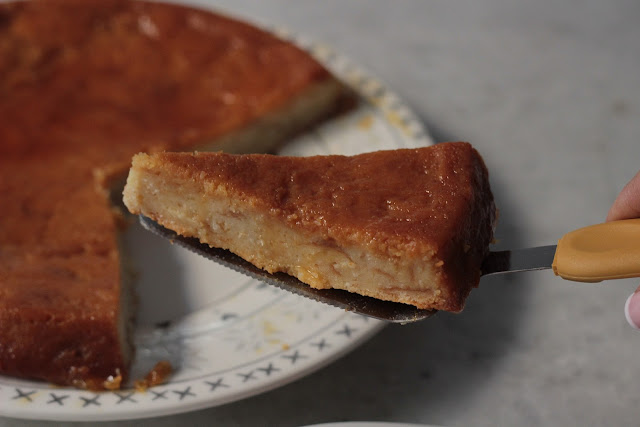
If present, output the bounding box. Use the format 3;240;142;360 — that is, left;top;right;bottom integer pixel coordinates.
0;25;432;422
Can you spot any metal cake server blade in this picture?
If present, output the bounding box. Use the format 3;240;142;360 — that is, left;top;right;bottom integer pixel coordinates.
481;245;557;276
139;216;640;323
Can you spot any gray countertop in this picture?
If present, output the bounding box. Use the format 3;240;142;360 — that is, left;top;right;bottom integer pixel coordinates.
4;0;640;426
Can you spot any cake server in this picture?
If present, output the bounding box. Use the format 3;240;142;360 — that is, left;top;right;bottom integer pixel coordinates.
139;216;640;324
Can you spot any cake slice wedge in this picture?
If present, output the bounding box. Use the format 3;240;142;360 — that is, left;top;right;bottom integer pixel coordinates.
123;142;496;312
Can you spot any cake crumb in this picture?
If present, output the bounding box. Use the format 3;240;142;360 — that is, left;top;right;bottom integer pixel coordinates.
134;361;173;392
357;114;374;130
103;372;123;390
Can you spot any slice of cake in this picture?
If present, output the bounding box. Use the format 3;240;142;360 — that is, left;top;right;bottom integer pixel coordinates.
123;142;497;312
0;0;350;389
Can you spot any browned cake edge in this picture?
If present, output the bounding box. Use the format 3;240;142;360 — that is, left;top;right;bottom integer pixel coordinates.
434;153;496;311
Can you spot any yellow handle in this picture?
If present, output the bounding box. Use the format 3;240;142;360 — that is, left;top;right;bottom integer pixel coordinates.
552;218;640;282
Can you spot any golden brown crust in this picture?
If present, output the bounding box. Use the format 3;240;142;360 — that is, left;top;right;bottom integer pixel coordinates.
0;0;342;388
126;142;496;312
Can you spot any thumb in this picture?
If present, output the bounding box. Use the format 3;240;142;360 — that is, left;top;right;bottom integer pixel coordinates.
607;170;640;222
624;285;640;330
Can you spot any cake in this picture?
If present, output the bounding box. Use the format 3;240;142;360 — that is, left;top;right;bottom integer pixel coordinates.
123;142;497;312
0;0;350;389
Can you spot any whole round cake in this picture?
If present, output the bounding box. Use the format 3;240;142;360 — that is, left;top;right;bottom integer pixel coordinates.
0;0;349;389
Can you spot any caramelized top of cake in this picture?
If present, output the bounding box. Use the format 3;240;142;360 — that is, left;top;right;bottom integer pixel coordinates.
0;0;331;167
136;142;496;258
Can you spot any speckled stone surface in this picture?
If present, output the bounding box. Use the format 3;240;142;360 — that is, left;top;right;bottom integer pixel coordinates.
3;0;640;426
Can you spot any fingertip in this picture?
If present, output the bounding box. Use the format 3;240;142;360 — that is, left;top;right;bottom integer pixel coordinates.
608;170;640;222
625;292;640;330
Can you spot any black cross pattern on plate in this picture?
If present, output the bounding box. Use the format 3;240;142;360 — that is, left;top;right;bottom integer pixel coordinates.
310;338;330;351
12;389;36;402
335;324;356;338
281;350;307;364
114;392;137;404
172;386;196;400
80;394;101;407
47;393;69;406
257;363;280;376
237;371;257;382
205;378;229;392
150;390;168;400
